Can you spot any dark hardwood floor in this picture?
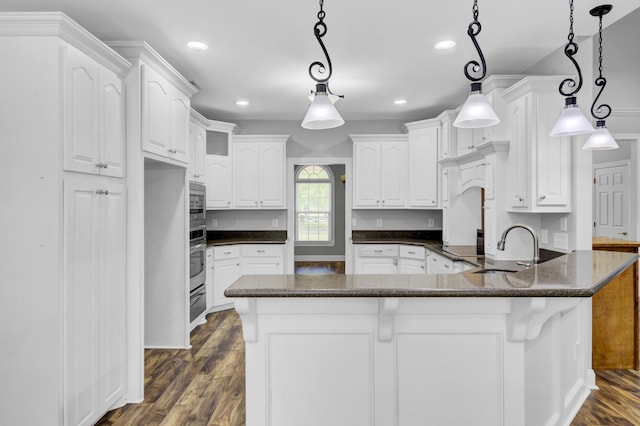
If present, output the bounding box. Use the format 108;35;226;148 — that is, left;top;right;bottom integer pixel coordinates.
98;309;640;426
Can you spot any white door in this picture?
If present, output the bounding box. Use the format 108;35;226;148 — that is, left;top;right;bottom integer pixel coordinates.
169;88;190;163
213;258;242;306
594;162;630;239
408;126;439;208
142;65;171;156
399;258;426;274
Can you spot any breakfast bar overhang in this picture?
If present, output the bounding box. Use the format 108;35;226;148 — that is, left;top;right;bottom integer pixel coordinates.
226;251;638;426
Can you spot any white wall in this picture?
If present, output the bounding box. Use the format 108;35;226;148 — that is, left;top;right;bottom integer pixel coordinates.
207;209;287;230
352;209;442;231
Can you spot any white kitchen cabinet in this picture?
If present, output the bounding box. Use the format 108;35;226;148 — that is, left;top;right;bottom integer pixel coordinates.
503;76;571;212
241;244;285;275
139;64;191;163
64;179;126;426
404;119;440;208
232;136;287;209
63;45;126;178
206;247;214;309
483;201;497;257
189;108;208;183
399;245;427;274
427;250;454;274
213;246;242;307
205;155;233;209
355;245;399;274
352;135;407;208
0;15;132;425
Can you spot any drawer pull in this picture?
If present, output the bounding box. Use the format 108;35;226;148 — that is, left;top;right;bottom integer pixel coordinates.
374;250;383;253
224;251;232;255
257;250;266;253
408;251;416;254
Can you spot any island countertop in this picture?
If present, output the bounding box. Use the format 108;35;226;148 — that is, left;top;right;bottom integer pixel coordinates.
225;250;638;298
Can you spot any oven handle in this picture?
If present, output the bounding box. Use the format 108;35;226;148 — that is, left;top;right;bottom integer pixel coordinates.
191;243;204;251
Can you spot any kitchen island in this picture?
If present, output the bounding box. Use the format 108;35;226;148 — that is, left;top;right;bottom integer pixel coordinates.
225;251;637;426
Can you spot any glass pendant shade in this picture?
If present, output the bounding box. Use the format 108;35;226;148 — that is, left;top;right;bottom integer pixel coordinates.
549;98;594;137
301;92;345;130
453;91;500;128
582;121;619;150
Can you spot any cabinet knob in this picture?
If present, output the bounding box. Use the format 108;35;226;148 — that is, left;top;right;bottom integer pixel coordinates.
619;231;628;236
381;200;385;204
96;189;104;195
104;190;109;195
538;195;546;200
516;196;524;202
260;201;263;204
376;200;380;204
227;201;231;205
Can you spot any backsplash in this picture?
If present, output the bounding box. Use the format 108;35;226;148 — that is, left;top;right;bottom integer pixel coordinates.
352;209;442;230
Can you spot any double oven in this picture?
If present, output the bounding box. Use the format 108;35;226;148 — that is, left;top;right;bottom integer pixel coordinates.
189;183;207;322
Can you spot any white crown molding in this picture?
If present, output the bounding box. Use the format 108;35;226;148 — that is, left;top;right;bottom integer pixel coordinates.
108;41;198;97
209;119;240;134
233;135;289;144
482;75;526;93
611;108;640;117
0;12;131;76
403;117;440;133
502;75;571;102
190;108;211;128
349;134;408;143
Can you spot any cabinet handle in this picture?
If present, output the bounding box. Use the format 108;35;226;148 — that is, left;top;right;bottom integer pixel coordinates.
224;251;231;255
376;200;380;204
374;250;383;253
104;190;109;195
421;265;425;269
408;251;416;254
260;201;263;204
619;231;628;236
381;200;386;204
227;201;231;205
257;250;265;253
538;195;546;200
96;189;104;195
516;196;524;202
236;263;240;266
444;264;450;269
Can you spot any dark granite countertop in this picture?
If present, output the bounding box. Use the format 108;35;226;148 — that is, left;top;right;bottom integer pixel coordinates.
225;250;638;298
207;230;287;246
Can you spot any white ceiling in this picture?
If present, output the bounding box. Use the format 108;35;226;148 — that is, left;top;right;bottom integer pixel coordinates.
2;0;638;122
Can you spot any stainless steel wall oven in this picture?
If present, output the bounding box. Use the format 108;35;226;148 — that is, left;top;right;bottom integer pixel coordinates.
189;183;207;322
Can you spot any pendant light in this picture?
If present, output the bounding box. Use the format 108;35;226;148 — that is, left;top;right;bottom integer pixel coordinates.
583;4;619;150
301;0;345;130
550;0;594;137
453;0;499;129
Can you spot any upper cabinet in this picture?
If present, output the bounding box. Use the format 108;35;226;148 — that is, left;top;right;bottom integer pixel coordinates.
109;41;198;166
502;76;571;212
189;108;209;183
352;135;407;208
63;45;126;178
204;120;238;210
232;135;287;209
404;119;440;208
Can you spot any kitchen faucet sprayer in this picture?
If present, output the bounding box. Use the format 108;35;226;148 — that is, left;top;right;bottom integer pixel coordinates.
497;224;540;264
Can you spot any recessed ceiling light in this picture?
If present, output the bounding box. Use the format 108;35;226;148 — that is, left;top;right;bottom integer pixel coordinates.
394;99;407;105
187;41;208;51
435;40;456;50
236;100;250;107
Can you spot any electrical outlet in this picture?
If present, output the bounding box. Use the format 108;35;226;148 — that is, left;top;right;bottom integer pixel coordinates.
427;218;435;228
211;218;218;228
553;232;569;250
560;217;568;232
376;218;383;228
540;229;548;245
272;219;278;228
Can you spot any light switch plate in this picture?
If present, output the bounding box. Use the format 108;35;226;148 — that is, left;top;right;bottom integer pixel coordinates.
272;219;278;228
376;219;383;227
560;217;568;232
427;218;435;227
540;229;548;245
211;218;218;228
553;232;569;250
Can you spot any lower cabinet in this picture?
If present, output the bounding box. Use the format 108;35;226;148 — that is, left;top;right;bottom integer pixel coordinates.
426;250;454;274
355;245;399;274
64;179;126;426
212;246;242;308
242;244;285;275
399;245;427;274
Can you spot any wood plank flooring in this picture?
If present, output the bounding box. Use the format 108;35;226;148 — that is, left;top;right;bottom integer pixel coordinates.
99;309;640;426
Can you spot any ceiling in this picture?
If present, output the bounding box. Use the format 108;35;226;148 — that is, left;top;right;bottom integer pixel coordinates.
2;0;638;123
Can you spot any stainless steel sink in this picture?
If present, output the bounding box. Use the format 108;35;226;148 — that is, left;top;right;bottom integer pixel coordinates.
471;268;519;274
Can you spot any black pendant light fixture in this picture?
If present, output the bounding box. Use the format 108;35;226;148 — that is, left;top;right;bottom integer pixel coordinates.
583;4;619;150
550;0;594;137
301;0;345;130
453;0;499;129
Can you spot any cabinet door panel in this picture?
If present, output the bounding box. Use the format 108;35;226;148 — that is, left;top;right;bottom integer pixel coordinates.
170;90;190;163
143;66;171;156
243;258;284;275
379;142;406;207
206;156;232;208
508;95;529;208
64;47;100;175
100;70;125;177
536;95;570;207
194;126;206;182
399;258;426;274
408;127;439;207
100;183;126;410
213;259;242;306
259;143;285;208
64;181;100;426
356;257;398;274
233;143;260;207
354;143;380;207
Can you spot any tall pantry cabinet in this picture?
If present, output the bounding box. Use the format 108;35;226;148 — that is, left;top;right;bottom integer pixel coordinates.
0;12;130;426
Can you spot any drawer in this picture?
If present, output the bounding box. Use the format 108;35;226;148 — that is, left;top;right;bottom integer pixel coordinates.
399;245;426;260
213;245;240;260
356;244;399;257
241;244;284;258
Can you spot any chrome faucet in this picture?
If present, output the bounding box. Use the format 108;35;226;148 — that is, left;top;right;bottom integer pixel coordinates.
497;224;540;264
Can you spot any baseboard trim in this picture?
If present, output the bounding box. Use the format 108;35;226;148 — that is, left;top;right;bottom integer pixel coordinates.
295;255;346;261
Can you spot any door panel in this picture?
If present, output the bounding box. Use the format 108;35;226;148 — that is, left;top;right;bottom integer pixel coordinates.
594;163;629;239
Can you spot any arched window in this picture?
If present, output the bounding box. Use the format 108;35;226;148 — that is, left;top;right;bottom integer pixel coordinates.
296;165;334;243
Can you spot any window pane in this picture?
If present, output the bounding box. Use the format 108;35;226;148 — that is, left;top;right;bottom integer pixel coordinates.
299;167;310;179
297;183;309;211
296;165;332;242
